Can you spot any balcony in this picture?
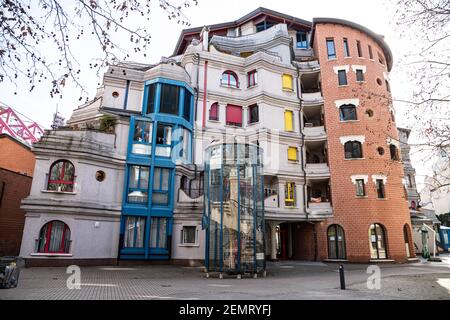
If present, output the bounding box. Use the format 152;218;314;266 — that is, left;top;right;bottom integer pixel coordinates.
302;91;323;104
301;72;323;105
303;125;326;140
296;60;320;71
305;163;330;177
264;194;279;208
307;202;333;219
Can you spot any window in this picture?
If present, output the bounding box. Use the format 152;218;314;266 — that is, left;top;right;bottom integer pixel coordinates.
247;70;258;87
285;182;296;207
123;216;145;248
152;167;170;205
284;110;294;132
368;45;373;59
369;223;388;259
343;38;350;57
377;147;385;156
132;120;152;155
221;70;239;88
37;221;70;253
403;224;412;258
365;109;374;118
47;160;75;192
248;104;259;124
145;84;156;114
155;123;172;157
159;84;180;115
282;74;293;91
179;128;190;160
407;174;414;188
226;104;243;127
127;166;149;203
356;69;365;82
209;102;219;121
338;70;348;86
344;141;363;159
376;179;386;199
356;40;363;57
376;78;383;86
296;31;308;48
327;225;346;260
0;181;5;207
390;111;396;123
150;217;168;249
385;80;391;92
181;226;197;245
339;104;357;121
326;39;336;59
355;179;366;196
256;21;274;32
183;90;192;122
378;52;385;65
390;144;399;161
288;147;298;162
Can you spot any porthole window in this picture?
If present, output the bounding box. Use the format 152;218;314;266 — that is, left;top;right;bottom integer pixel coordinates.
365;109;374;118
376;78;383;86
95;170;106;182
112;91;119;98
377;147;385;156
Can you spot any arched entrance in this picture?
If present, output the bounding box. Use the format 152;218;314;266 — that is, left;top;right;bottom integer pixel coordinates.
369;223;388;259
327;224;346;260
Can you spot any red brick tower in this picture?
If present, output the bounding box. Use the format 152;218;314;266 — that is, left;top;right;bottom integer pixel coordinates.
311;19;414;262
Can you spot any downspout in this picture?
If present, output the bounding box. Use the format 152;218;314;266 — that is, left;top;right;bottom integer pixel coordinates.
295;63;308;220
193;52;201;181
202;60;208;129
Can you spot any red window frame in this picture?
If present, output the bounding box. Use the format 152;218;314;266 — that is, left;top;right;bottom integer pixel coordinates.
47;160;75;192
221;71;239;88
38;221;71;253
247;70;257;87
209;102;219;121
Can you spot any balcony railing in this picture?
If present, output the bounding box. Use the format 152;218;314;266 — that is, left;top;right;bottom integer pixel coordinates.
305;163;330;176
303;125;326;139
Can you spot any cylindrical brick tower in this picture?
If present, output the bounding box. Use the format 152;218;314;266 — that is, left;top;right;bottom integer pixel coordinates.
311;19;414;262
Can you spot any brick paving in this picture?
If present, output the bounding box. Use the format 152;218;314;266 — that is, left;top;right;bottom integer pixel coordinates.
1;255;449;300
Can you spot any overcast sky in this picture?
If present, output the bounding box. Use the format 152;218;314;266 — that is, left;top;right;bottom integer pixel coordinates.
1;0;430;184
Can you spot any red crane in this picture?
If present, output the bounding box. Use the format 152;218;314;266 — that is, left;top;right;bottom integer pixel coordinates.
0;104;44;145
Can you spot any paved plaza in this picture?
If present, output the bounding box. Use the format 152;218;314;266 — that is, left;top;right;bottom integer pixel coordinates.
1;255;450;300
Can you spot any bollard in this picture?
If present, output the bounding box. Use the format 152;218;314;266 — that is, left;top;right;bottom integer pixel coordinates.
339;264;346;290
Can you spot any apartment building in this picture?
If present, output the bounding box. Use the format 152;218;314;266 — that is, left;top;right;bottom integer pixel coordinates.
19;7;414;267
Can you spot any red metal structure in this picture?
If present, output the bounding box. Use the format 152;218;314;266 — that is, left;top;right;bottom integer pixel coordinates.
0;104;44;145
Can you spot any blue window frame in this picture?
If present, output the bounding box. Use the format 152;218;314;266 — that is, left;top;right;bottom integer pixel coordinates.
123;216;146;248
127;166;150;204
326;39;336;59
296;31;308;49
150;217;168;249
152;167;170;205
178;128;191;161
155;123;172;157
131;120;152;155
159;83;180;115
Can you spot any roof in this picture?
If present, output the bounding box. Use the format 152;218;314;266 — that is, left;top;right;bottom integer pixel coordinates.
312;17;393;71
173;7;312;55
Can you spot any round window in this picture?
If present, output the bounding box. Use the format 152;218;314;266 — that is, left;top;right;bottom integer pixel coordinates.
112;91;119;98
365;109;374;118
377;147;385;156
376;78;383;86
95;170;106;182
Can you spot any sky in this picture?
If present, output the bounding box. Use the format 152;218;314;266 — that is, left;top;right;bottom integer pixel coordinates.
0;0;431;186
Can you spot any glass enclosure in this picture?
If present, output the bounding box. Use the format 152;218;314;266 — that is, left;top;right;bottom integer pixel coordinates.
204;143;265;274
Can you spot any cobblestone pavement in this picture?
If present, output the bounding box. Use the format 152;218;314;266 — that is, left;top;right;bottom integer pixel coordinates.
1;255;449;300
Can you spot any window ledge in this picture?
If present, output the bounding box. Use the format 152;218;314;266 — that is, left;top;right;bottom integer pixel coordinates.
282;88;294;93
30;253;73;257
340;120;360;123
224;125;244;129
247;84;258;89
355;196;368;199
338;85;349;87
356;81;366;84
370;259;394;263
288;160;300;164
208;119;221;123
179;244;200;248
376;198;389;201
344;57;352;59
344;158;365;161
369;59;375;62
247;121;259;127
220;84;241;90
328;58;337;61
41;190;77;195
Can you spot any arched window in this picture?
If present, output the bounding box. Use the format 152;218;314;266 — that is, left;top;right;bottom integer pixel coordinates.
390;144;399;160
37;221;71;253
209;102;219;121
403;224;413;258
47;160;75;192
369;223;388;259
339;104;357;121
327;224;346;260
221;71;239;88
344;141;363;159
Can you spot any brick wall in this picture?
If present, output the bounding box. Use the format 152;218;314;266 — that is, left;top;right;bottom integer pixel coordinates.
0;168;32;256
0;135;35;177
312;23;414;262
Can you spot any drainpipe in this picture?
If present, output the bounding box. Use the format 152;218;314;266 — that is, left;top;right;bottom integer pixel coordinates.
295;64;308;220
202;60;208;129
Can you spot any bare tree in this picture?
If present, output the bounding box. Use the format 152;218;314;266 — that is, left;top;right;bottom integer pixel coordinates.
0;0;198;100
